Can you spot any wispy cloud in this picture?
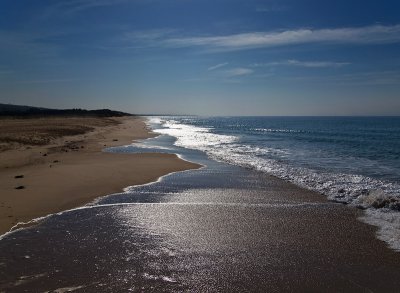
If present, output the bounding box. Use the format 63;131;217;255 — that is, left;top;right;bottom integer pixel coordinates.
336;70;400;85
17;78;80;84
207;62;229;71
55;0;130;13
161;24;400;52
253;59;350;68
288;70;400;86
224;68;254;77
115;28;178;49
124;29;178;41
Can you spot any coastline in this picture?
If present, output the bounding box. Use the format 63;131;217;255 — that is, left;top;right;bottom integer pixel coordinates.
0;116;201;235
2;116;400;291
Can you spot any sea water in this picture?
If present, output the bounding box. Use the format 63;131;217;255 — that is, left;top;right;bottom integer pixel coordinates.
149;116;400;249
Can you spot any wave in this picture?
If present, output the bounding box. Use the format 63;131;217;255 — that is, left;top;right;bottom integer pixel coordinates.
154;119;238;149
253;128;303;133
152;118;400;251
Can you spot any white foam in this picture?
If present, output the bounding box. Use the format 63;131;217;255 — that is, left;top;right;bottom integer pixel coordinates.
360;209;400;251
143;273;177;283
13;273;47;287
52;285;86;293
107;143;173;151
154;120;237;150
147;117;163;125
0;215;52;241
253;128;303;133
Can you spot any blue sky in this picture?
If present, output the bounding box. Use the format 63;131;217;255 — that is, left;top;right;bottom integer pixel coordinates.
1;0;400;115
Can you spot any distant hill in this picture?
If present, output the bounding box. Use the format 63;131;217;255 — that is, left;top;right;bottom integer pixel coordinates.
0;103;133;117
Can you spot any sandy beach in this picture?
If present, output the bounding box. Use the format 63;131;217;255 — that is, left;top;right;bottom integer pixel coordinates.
2;137;400;292
0;116;201;235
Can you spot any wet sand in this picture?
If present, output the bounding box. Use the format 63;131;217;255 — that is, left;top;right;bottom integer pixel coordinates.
0;116;200;234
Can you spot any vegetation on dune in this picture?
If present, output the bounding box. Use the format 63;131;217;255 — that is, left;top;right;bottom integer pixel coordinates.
0;103;132;117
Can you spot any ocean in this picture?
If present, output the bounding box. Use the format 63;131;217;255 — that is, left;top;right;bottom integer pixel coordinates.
150;116;400;205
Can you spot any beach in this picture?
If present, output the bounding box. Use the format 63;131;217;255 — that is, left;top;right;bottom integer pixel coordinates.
0;116;200;234
1;130;400;292
1;116;400;292
2;0;399;290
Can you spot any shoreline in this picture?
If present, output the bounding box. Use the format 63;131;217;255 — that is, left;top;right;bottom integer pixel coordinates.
2;117;400;291
0;165;205;241
0;116;201;235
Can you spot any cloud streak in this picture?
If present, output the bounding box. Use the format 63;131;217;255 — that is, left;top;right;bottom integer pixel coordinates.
208;62;229;71
253;59;350;68
161;24;400;51
16;78;80;84
224;68;254;77
287;70;400;86
52;0;130;14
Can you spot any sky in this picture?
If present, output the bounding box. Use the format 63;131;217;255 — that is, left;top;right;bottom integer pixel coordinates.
1;0;400;115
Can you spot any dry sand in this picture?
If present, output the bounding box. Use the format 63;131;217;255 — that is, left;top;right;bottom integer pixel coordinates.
0;116;200;234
